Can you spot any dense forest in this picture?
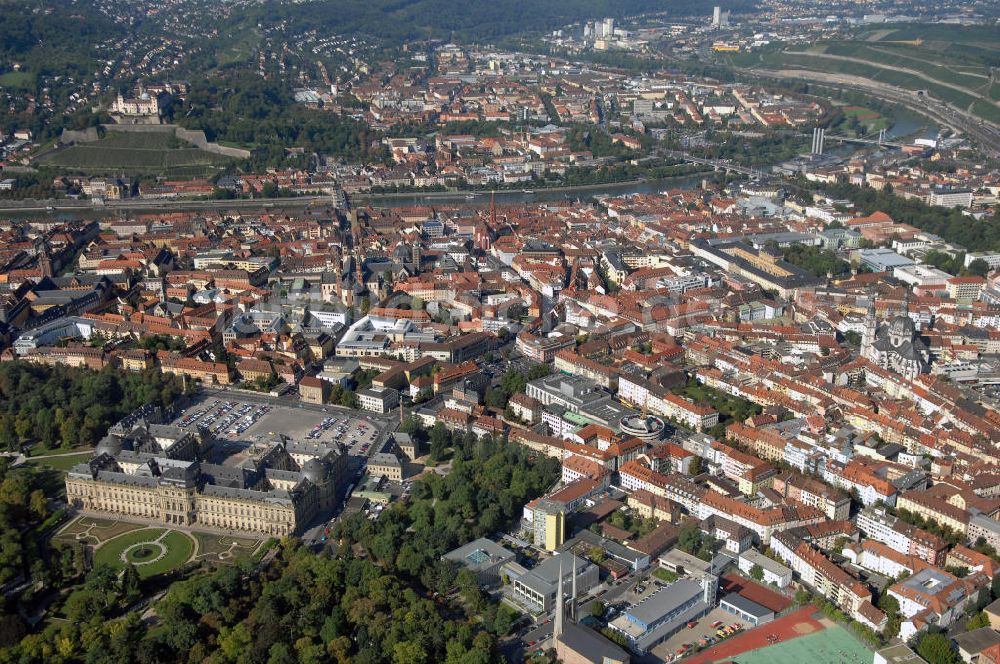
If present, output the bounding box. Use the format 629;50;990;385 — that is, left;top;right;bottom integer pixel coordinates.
815;181;1000;253
0;425;561;663
0;4;120;66
173;76;389;166
699;130;810;167
0;363;188;637
0;362;185;451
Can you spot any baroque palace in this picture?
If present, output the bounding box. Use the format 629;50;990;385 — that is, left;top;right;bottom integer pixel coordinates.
65;406;346;536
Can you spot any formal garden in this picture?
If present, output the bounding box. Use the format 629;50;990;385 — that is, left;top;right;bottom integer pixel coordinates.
92;528;195;578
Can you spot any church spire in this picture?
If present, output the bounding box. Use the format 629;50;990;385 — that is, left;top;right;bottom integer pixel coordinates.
570;553;577;622
553;558;564;642
38;243;53;278
861;293;877;359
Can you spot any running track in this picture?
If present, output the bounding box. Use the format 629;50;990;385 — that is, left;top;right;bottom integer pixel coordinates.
683;607;825;664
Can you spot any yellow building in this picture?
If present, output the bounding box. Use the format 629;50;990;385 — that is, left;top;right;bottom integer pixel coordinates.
531;499;566;551
66;412;345;537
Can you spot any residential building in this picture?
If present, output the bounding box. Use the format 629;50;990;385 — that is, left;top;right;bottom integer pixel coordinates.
298;376;328;404
737;549;792;588
889;567;987;640
357;386;400;414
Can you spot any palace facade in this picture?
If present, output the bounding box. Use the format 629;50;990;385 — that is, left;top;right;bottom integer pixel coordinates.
65;407;346;536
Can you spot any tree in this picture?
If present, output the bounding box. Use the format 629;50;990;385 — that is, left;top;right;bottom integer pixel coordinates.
945;565;969;578
0;612;27;648
967;258;990;277
967;611;990;631
749;564;764;582
924;249;963;275
28;490;47;521
782;244;850;278
218;623;253;661
677;522;704;555
393;641;428;664
917;633;956;664
485;387;508;410
120;564;141;606
429;423;450;461
338;390;358;409
63;588;107;623
688;456;702;476
877;593;901;639
400;416;423;437
590;600;605;618
499;369;527;397
794;588;812;606
526;364;551;381
13;417;32;442
0;409;563;661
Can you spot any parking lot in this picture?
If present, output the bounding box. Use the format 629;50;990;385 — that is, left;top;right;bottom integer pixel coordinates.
651;606;744;662
171;395;382;453
176;399;273;438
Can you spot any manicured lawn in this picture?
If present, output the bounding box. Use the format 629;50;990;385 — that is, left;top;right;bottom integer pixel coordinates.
653;568;678;582
54;516;147;545
0;71;34;89
842;106;880;120
192;531;261;563
94;528;195;578
27;452;93;472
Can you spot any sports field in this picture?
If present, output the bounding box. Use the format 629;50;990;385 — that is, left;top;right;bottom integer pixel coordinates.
684;607;871;664
727;624;871;664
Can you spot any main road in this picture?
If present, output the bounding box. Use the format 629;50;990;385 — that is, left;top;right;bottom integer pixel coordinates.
747;67;1000;157
0;173;715;217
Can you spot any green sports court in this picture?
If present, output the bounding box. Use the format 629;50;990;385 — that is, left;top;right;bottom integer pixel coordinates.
729;624;872;664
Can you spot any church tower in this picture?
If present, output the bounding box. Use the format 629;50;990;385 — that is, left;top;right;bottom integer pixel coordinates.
38;246;54;279
861;296;877;360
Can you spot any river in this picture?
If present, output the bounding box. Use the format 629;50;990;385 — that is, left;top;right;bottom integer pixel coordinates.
0;109;937;220
355;173;710;208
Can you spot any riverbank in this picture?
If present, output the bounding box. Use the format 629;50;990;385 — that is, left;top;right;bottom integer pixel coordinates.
355;177;653;200
0;170;717;219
